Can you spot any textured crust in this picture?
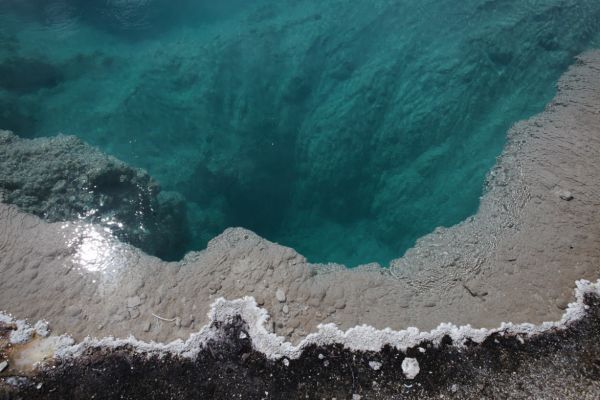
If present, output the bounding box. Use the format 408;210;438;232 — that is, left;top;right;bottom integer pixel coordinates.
0;51;599;345
1;280;600;398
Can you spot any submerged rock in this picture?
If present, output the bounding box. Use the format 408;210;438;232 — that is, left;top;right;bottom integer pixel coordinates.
0;130;189;260
0;57;63;94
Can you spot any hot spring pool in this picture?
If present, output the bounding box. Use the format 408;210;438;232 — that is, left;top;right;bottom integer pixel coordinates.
1;0;600;266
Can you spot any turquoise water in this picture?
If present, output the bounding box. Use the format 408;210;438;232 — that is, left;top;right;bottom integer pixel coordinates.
1;1;600;266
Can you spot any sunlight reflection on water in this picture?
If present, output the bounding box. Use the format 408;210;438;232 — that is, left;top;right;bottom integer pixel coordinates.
62;217;129;275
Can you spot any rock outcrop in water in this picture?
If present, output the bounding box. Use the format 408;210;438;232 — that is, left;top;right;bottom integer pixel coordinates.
0;130;188;260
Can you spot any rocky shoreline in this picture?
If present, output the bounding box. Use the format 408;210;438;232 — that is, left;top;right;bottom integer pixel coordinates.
0;50;600;398
1;280;600;398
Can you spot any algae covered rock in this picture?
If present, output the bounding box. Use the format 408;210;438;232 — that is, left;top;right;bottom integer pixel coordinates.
0;130;189;260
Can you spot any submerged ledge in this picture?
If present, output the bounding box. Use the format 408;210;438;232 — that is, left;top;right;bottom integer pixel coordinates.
0;51;600;349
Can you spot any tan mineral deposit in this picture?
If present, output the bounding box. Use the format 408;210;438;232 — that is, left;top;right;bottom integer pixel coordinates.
0;51;599;346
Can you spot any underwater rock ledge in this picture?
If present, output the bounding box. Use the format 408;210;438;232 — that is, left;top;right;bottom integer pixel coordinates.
0;131;190;260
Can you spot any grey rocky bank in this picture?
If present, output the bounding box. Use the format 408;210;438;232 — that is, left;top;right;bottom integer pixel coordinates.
0;130;189;260
0;50;598;346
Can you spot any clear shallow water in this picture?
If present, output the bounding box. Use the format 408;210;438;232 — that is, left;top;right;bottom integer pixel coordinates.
1;0;600;266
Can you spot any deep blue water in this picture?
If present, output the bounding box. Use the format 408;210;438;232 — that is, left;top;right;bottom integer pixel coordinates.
1;0;600;266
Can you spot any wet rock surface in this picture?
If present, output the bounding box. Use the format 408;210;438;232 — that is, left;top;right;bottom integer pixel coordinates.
0;130;189;260
2;294;600;399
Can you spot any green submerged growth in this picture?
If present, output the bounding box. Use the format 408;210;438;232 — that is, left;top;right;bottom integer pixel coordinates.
1;0;600;266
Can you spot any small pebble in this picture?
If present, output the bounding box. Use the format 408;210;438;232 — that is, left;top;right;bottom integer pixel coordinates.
282;304;289;314
276;288;286;302
557;189;574;201
402;358;420;379
369;361;382;371
334;301;346;309
0;360;8;372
